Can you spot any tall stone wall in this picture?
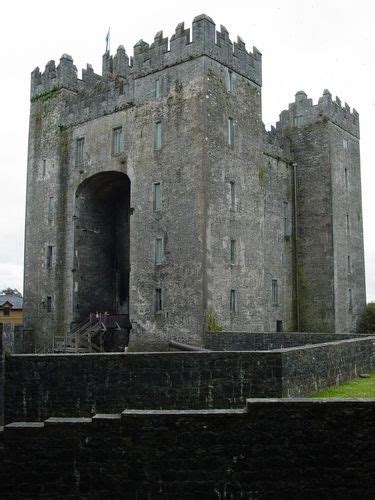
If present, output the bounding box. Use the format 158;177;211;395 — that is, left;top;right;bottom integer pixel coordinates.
2;400;375;498
5;336;375;423
4;351;281;423
204;331;367;350
262;137;295;331
24;15;266;351
276;90;366;332
281;336;375;396
203;59;264;332
24;14;366;350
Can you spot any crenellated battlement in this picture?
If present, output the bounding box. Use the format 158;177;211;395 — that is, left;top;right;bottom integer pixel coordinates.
30;14;262;101
263;125;292;162
276;90;359;138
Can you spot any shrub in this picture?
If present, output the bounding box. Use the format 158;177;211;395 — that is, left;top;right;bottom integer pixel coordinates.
357;302;375;333
205;309;223;332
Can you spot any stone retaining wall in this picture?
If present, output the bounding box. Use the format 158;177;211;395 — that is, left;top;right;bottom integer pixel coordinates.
5;336;375;423
4;351;281;422
204;331;366;351
2;399;374;498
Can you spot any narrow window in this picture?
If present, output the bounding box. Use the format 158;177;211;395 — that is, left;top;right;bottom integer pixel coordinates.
347;255;352;274
48;197;54;221
112;126;123;156
153;183;161;211
46;296;52;313
226;70;233;92
154;121;162;150
343;138;348;149
276;320;283;332
230;181;235;210
346;214;350;235
42;159;46;177
230;289;237;313
3;307;10;317
227;118;234;146
155;288;162;312
293;115;303;127
344;168;349;191
283;202;289;235
230;239;236;265
154;238;164;265
272;279;278;305
47;246;53;269
348;288;353;309
155;79;161;98
75;138;84;165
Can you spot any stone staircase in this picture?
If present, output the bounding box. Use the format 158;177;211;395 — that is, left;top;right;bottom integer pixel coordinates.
37;314;122;354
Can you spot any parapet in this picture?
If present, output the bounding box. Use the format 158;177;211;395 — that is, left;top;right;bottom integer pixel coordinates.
30;14;262;100
31;54;79;99
263;125;292;162
276;90;359;138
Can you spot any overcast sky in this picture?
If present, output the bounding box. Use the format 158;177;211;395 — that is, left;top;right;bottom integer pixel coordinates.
1;0;374;301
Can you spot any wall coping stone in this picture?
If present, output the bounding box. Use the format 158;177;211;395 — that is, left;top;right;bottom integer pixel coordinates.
121;408;245;417
45;417;92;425
93;413;122;420
247;398;375;406
5;422;44;428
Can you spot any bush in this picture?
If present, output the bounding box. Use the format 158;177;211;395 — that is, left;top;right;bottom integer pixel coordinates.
205;309;223;332
357;302;375;333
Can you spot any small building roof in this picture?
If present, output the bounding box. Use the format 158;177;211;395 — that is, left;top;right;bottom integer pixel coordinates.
0;295;23;309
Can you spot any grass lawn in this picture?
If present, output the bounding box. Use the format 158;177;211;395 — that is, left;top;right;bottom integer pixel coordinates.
312;371;375;398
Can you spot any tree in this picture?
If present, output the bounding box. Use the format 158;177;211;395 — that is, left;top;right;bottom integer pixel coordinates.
357;302;375;333
0;288;23;298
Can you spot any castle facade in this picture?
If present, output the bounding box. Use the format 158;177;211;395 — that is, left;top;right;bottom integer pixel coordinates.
23;14;366;350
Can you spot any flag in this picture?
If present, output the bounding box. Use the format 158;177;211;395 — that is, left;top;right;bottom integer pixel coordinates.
105;28;110;52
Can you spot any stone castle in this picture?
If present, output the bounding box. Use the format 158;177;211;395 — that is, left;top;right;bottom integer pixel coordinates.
24;14;366;351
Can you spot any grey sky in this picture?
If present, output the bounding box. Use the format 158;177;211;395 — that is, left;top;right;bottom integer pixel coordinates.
1;0;374;300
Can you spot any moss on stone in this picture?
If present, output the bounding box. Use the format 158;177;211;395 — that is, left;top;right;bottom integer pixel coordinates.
58;127;70;157
174;80;183;93
31;87;59;103
258;166;265;187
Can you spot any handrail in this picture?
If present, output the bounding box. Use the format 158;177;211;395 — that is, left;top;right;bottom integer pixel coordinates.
168;340;209;352
43;313;123;354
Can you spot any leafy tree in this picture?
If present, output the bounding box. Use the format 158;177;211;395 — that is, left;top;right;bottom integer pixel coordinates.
0;288;23;297
357;302;375;333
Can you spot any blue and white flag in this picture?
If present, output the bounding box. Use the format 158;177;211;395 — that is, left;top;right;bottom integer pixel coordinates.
105;28;110;52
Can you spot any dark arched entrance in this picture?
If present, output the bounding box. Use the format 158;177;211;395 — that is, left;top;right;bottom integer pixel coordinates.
73;171;131;323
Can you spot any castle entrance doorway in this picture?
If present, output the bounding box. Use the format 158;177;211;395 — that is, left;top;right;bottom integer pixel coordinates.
73;171;131;323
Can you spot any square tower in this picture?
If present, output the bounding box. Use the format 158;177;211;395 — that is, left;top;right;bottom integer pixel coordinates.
24;15;266;351
277;90;366;332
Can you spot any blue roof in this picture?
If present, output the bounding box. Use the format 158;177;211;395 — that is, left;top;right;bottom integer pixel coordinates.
0;295;23;309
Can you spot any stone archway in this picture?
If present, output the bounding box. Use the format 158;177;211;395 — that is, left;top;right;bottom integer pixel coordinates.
73;171;131;323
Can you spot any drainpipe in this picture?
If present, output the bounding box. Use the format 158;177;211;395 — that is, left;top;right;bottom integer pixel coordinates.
292;161;300;332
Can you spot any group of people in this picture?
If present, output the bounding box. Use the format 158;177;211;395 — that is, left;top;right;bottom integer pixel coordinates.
88;311;132;352
94;311;110;323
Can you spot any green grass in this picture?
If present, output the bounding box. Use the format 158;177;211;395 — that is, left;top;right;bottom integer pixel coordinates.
312;371;375;398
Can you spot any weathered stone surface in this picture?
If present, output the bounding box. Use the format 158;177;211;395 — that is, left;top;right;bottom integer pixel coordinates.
204;331;367;350
23;14;366;352
4;351;282;422
2;400;375;498
277;91;365;333
5;336;375;422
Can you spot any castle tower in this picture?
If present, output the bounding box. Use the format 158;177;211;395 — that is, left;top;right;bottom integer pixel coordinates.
276;90;366;332
23;15;365;351
24;15;267;351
